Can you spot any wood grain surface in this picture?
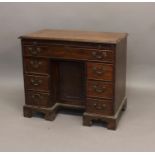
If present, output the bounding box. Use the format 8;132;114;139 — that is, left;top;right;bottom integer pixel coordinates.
20;29;127;44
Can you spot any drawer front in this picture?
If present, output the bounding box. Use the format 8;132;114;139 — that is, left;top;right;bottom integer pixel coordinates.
48;45;90;60
23;45;49;57
87;81;113;99
25;91;52;107
86;98;113;115
23;58;49;74
89;49;114;62
24;75;50;92
23;43;114;62
49;45;114;62
87;62;113;81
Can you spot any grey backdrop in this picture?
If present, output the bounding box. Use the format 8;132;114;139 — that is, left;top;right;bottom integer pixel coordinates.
0;3;155;151
0;3;155;89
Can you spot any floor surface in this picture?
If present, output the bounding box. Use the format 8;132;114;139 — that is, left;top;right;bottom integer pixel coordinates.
0;78;155;151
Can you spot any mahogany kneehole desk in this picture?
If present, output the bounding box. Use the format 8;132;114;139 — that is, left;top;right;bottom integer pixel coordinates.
20;29;128;130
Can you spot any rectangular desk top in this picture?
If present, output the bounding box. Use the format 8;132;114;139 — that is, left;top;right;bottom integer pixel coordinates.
20;29;128;44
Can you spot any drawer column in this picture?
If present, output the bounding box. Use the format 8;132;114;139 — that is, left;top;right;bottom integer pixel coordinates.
22;42;57;120
83;61;116;129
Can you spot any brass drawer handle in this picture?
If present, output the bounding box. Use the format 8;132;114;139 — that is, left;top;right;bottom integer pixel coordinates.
30;60;42;69
30;78;42;86
92;51;107;60
93;103;106;110
28;47;41;56
31;94;43;100
93;66;106;75
28;47;33;51
93;85;106;93
36;47;41;52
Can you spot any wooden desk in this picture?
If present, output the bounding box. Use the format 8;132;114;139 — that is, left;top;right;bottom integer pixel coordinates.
20;29;128;130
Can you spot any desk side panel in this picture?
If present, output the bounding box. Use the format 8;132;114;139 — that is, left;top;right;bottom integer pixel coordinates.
114;38;127;113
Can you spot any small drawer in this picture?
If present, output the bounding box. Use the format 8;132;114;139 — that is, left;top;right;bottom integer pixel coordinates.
89;49;114;62
23;45;49;57
23;58;49;74
87;80;113;99
24;75;50;92
25;91;52;107
87;62;113;81
86;98;113;115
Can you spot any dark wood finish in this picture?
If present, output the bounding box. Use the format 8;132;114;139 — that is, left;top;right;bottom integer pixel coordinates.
25;91;52;108
58;61;85;102
83;98;127;130
114;38;127;113
23;45;49;57
20;29;127;44
23;44;114;62
24;57;49;74
21;39;116;50
87;62;113;81
87;81;113;99
20;29;127;130
86;98;113;115
24;75;50;92
47;45;114;62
